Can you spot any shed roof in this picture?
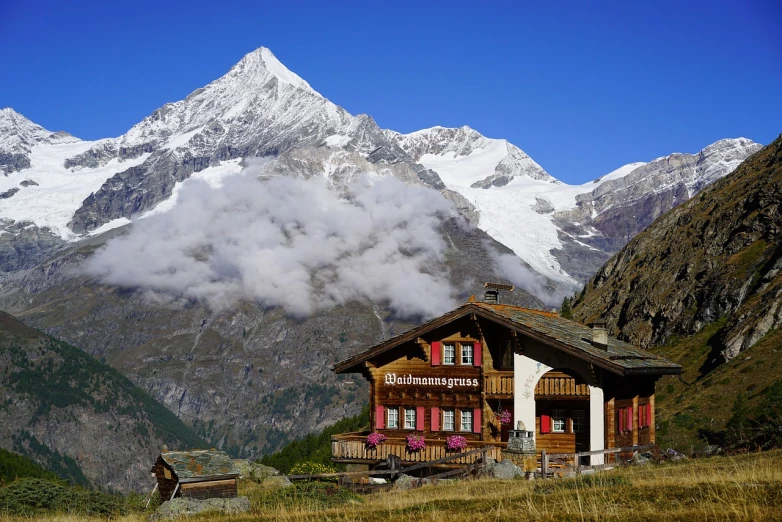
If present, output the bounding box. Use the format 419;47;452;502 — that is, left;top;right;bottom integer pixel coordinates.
158;449;239;481
333;302;681;376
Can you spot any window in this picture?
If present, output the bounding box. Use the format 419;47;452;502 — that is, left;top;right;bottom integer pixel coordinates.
639;403;651;428
618;406;634;433
443;343;455;365
443;409;455;431
460;409;473;432
461;343;473;365
552;409;566;433
498;340;514;369
404;408;416;430
572;410;585;433
387;407;399;429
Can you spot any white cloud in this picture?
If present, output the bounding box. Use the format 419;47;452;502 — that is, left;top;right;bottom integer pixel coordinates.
490;248;565;308
83;167;460;319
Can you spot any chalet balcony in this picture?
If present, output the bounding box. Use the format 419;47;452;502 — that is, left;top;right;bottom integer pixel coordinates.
483;371;514;397
332;432;506;465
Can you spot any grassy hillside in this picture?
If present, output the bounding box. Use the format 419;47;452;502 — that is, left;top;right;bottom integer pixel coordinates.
0;311;207;491
652;323;782;451
0;448;57;484
2;450;780;521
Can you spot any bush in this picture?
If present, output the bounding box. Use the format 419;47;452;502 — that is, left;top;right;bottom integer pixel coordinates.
289;461;336;475
0;478;130;517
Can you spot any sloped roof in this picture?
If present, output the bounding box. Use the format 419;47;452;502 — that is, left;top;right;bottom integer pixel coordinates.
333;302;681;376
158;449;239;481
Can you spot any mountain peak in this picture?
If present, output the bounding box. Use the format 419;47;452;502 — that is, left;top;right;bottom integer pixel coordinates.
231;47;318;95
0;107;78;152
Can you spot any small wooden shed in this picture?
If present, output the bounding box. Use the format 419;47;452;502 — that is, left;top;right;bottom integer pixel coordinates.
151;448;240;501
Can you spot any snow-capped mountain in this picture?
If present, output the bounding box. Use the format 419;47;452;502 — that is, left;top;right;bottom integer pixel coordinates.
0;108;78;174
0;46;763;289
385;125;555;188
388;125;762;287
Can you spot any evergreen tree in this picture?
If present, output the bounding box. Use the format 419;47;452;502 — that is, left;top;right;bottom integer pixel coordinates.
560;296;573;319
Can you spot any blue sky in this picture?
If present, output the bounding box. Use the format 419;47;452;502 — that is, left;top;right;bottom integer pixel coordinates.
1;0;779;184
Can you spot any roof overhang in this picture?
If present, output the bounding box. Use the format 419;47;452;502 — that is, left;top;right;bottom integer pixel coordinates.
333;303;682;377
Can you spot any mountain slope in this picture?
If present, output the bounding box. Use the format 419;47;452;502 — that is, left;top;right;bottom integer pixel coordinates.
572;134;781;364
0;311;207;492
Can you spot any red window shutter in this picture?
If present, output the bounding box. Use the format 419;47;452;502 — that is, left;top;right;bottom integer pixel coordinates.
627;406;633;431
431;341;441;366
473;342;482;367
375;405;385;430
473;408;482;433
540;414;551;434
431;407;440;431
416;406;425;431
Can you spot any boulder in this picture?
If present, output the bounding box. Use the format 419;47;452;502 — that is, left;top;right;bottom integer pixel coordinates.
630;452;651;465
484;459;523;479
232;459;282;482
392;474;418;491
150;497;250;521
251;463;281;482
261;475;292;488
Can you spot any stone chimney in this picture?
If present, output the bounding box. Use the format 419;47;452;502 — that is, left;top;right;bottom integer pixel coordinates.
591;318;608;350
483;282;514;304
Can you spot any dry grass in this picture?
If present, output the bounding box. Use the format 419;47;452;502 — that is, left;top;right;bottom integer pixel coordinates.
4;450;782;522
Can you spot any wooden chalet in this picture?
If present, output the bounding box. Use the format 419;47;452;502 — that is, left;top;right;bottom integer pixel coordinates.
151;448;240;501
332;291;682;466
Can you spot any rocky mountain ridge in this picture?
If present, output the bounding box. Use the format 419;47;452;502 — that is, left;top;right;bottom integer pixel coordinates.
573;135;781;364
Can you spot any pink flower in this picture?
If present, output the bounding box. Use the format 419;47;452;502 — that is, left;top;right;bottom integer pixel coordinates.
497;409;512;425
406;433;426;452
366;432;387;449
446;435;468;452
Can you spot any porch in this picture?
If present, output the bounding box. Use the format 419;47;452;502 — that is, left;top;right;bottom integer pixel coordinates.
331;432;506;465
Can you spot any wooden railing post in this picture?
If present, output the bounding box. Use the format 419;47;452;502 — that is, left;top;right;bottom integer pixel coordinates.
541;450;547;479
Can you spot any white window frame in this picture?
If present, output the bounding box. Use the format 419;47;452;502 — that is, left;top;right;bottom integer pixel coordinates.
552;409;566;433
571;409;585;433
461;343;473;365
460;409;473;432
387;407;399;429
443;343;456;365
442;409;455;431
404;407;416;430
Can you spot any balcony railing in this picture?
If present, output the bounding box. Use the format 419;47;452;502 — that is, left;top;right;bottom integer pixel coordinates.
332;432;506;465
483;372;514;396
